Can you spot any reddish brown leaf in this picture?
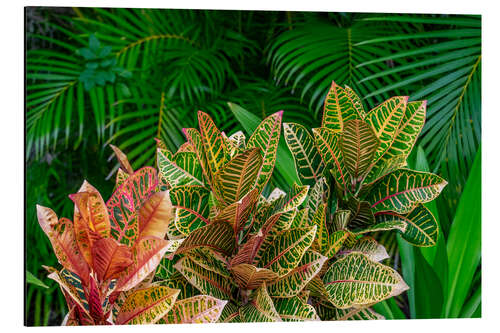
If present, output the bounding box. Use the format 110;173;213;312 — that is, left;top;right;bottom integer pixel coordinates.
92;238;133;282
138;191;173;240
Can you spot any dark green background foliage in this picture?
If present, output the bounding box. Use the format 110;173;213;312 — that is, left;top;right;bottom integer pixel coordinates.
25;7;481;325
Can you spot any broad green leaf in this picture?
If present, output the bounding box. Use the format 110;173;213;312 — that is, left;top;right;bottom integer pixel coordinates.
175;221;235;257
313;127;349;190
341;119;380;184
231;264;278;290
413;247;444;318
106;167;158;246
169;185;210;236
26;270;48;288
174;256;233;300
365;96;407;161
116;236;170;291
138;191;174;240
445;147;481;318
36;206;90;282
163;295;227;324
247;111;283;193
365;169;447;214
258;226;317;277
198;111;230;181
116;286;179;325
371;297;406;320
267;250;327;297
186;247;231;278
274;296;319;321
321;81;361;131
283;122;324;186
239;284;281;322
374;204;439;246
214;148;263;206
338;236;389;262
157;149;203;188
323;252;408;308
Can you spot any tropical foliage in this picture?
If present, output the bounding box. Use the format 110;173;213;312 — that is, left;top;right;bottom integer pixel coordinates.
35;84;448;324
26;7;481;326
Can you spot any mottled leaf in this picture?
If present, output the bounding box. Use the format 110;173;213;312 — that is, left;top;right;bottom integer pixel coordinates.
274;296;319;321
239;284;281;322
313;127;349;190
163;295;227;324
321;81;361;131
175;221;235;257
169;185;210;236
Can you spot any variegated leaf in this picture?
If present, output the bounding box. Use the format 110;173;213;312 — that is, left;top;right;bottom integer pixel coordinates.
291;208;310;229
169;185;210;236
138;191;173;240
344;85;366;118
364;154;407;185
325;230;351;258
278;183;310;213
311;203;329;255
116;236;170;291
337;236;389;262
365;96;407;162
36;206;90;282
228;130;246;150
321;81;361;131
341;119;380;184
115;286;179;325
92;237;132;282
214;147;263;206
231;264;278;290
365;169;447;214
333;210;351;231
47;268;90;317
106;167;158;246
274;296;319;321
186;247;231;278
157;271;200;300
306;177;327;222
162;295;227;324
373;204;439;246
218;302;241;323
239;284;281;322
175;222;235;257
257;226;317;277
183;128;211;186
230;231;264;267
116;168;129;188
174;256;233;300
154;254;175;280
173;152;203;183
247;111;283;192
345;197;375;229
110;144;134;175
313;127;349;190
267;250;327;297
283;122;324;186
355;220;406;235
214;188;259;234
198;111;230;181
322;252;408;309
314;298;384;320
157;150;203;188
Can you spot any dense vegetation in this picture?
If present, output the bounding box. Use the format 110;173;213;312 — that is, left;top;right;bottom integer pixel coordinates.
26;7;481;325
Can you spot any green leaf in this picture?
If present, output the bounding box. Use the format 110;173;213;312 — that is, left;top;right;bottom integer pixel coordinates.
413;248;444;318
338;236;389;262
365;169;447;214
321;81;362;131
374;204;439;246
214;147;263;206
323;252;408;308
313;127;349;190
257;226;317;277
239;284;281;322
274;296;319;321
26;271;48;289
283;122;324;186
445;146;481;318
341;119;380;184
157;149;204;188
163;295;227;324
198;111;230;181
175;221;236;257
169;185;210;236
247;111;283;193
267;250;327;297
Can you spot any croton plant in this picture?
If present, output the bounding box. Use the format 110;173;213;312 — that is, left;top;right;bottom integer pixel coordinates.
36;81;446;325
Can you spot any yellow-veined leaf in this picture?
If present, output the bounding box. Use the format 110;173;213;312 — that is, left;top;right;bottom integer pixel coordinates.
274;296;319;321
313;127;349;190
344;85;366;118
365;169;447;214
169;185;210;237
214;188;259;235
175;221;235;257
337;236;389;262
115;286;179;325
322;252;408;308
311;203;329;255
198;111;230;181
283;122;324;186
321;81;361;131
162;295;227;324
218;302;241;323
231;264;278;290
157;149;203;187
239;284;281;322
186;247;231;278
247;111;283;193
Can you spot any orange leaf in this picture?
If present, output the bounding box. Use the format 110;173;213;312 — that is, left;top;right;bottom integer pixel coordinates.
138;191;173;240
92;238;133;282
